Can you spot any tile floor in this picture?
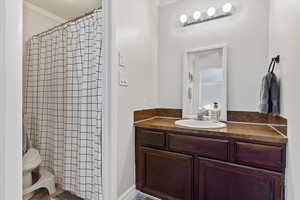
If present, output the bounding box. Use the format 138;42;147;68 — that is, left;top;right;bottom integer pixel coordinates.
30;190;155;200
30;188;63;200
30;189;52;200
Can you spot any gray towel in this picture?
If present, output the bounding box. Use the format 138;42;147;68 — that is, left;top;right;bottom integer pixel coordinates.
259;72;273;114
259;72;280;115
270;73;280;115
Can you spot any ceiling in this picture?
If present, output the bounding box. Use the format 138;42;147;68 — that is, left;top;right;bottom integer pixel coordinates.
25;0;101;20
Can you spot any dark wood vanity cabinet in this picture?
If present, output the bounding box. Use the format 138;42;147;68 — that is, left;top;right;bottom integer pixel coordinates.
196;158;283;200
137;147;193;200
135;127;286;200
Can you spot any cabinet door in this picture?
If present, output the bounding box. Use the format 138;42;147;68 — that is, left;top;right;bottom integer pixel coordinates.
196;157;283;200
137;147;193;200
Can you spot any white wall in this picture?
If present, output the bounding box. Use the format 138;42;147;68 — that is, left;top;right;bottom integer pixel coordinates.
102;0;119;198
0;1;5;199
0;0;23;199
0;2;69;200
158;0;270;111
116;0;159;197
269;0;300;199
269;0;291;118
23;2;65;42
0;0;5;198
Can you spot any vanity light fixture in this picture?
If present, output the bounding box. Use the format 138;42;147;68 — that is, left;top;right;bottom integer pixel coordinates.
193;11;201;20
207;7;216;17
223;3;233;13
180;3;234;27
180;14;188;24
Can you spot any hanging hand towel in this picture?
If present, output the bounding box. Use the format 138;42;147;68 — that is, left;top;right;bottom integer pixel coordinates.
270;73;280;116
259;72;273;114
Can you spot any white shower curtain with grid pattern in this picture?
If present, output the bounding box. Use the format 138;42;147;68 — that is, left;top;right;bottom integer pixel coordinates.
24;9;104;200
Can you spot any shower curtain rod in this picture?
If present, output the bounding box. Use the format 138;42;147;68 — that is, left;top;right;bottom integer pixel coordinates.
33;7;102;37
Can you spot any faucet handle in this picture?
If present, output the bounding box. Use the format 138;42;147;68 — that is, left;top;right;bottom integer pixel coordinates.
197;107;208;120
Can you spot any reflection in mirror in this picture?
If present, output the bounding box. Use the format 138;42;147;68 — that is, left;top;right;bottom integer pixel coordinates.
183;45;227;120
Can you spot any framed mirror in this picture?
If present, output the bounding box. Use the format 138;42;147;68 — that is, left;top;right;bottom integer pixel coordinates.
182;44;227;120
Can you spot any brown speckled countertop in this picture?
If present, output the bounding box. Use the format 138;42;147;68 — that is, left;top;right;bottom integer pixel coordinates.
134;117;287;144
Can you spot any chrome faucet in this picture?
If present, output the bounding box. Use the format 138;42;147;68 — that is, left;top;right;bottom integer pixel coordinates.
197;107;209;121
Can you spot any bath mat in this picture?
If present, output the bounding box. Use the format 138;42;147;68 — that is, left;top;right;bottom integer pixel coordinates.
53;191;83;200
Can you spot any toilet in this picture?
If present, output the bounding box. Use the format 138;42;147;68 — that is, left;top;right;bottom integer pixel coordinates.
23;148;56;200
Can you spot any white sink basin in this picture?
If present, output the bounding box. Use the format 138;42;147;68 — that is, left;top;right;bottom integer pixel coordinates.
175;119;227;129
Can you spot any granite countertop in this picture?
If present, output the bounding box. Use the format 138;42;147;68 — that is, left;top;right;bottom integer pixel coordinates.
134;117;287;144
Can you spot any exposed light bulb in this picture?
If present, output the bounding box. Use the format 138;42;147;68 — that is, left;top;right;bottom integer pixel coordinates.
180;14;188;24
193;11;201;20
207;7;216;17
223;3;233;13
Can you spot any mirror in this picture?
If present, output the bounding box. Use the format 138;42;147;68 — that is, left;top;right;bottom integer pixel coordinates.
182;45;227;120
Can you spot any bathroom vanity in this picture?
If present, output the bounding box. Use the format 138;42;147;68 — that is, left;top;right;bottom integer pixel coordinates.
135;117;287;200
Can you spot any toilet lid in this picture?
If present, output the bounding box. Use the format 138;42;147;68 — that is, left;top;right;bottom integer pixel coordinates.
23;148;42;171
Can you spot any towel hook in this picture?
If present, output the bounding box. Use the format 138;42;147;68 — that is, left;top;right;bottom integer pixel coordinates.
274;55;280;63
268;55;280;73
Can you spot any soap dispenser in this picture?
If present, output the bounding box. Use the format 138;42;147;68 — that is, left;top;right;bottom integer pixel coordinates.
211;102;221;122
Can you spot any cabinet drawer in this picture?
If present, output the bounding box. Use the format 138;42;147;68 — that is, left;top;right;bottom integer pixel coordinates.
136;128;166;148
168;134;229;160
234;142;285;171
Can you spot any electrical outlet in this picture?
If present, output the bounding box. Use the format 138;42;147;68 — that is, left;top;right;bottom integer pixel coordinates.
119;68;128;87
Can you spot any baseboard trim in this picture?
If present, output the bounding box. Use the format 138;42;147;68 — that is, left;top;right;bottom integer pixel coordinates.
118;186;161;200
118;185;161;200
138;191;161;200
118;185;137;200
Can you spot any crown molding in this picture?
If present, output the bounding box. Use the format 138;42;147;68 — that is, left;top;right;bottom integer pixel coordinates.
24;1;66;23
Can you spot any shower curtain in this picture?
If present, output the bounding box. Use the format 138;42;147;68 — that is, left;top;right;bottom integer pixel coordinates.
24;9;104;200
